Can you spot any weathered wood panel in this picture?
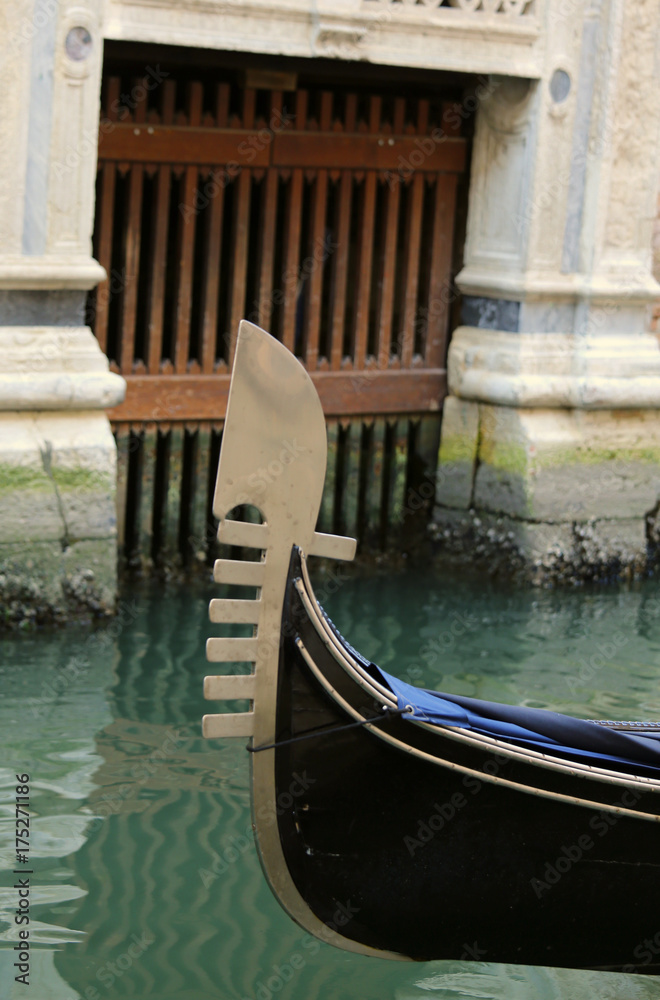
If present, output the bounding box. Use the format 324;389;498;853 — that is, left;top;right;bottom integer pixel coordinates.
108;371;446;422
94;61;467;561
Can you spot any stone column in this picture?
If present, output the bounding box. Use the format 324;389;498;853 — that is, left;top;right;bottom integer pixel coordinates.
0;0;125;624
434;0;660;583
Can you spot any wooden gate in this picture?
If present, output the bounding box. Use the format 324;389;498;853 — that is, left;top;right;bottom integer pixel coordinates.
89;56;467;565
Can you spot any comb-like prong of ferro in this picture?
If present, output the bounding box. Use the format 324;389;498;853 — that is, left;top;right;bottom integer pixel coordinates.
203;530;263;738
204;674;256;700
308;531;357;562
205;637;258;662
202;712;255;738
203;673;257;736
212;558;265;586
208;598;261;624
217;519;270;549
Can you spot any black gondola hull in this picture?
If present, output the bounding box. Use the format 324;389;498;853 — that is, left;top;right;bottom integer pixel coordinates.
273;551;660;972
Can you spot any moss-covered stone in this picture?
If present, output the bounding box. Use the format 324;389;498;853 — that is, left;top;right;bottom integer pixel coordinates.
0;463;52;496
478;438;528;476
0;538;117;628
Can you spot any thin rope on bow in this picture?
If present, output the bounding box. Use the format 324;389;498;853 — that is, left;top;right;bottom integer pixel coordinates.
246;705;414;754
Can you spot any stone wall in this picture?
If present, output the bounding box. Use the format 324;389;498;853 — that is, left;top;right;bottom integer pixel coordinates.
433;0;660;584
0;0;125;626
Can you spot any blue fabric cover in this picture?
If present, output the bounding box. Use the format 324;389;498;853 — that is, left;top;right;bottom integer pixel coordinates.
372;666;660;776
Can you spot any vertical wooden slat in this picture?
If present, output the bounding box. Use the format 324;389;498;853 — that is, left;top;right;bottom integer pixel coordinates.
294;88;308;132
151;428;169;561
329;170;351;370
200;180;224;373
353;171;377;369
172;160;196;372
198;84;230;373
257;168;278;330
369;95;382;134
118;79;149;372
379;420;396;549
356;422;374;543
146;79;175;374
417;98;429;136
319;421;337;532
178;428;195;563
227;89;255;364
139;426;157;560
407;415;441;511
393;97;405;135
216;82;230;127
304;95;332;368
282;168;303;352
174;82;203;374
270;90;283;121
123;427;140;560
188;424;212;558
401;173;425;368
375;178;400;366
344;94;357;133
119;166;143;372
305;169;328;370
94;77;121;355
164;426;184;558
103;75;121;121
227;168;251;365
242;87;256;130
353;95;380;370
370;418;386;538
319;91;332;131
281;90;307;352
425;173;458;368
332;423;350;538
391;418;409;524
146;168;171;373
343;421;359;539
114;425;129;553
94;164;116;354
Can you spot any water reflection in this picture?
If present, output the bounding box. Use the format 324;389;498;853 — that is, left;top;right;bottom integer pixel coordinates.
0;627;115;999
1;572;660;997
397;963;660;999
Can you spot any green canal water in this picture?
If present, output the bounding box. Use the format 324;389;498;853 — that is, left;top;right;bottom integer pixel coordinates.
2;566;660;999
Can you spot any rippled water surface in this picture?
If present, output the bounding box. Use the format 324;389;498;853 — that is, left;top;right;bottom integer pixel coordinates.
2;566;660;999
